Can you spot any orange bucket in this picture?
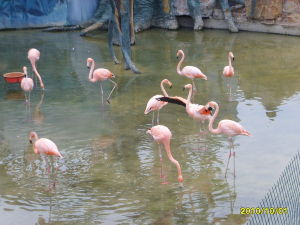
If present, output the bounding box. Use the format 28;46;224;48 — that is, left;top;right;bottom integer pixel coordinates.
3;72;25;83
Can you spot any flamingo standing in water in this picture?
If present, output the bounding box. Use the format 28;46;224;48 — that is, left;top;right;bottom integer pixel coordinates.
157;84;212;122
206;101;250;177
87;58;117;104
28;48;44;89
20;66;34;103
147;125;183;183
206;101;250;137
223;52;235;77
144;79;173;124
176;49;207;90
29;131;63;158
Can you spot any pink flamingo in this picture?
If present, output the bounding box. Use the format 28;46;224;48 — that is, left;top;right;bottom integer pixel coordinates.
144;79;173;124
223;52;235;77
147;125;183;183
87;58;117;104
20;66;34;102
157;84;212;122
176;49;207;90
29;131;63;158
28;48;44;89
206;101;250;137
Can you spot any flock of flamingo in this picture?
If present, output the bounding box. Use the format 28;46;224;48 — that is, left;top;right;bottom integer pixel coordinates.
17;47;250;184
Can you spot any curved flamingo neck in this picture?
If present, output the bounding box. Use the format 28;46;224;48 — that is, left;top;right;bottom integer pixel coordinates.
177;51;184;75
160;80;169;97
88;60;96;82
30;59;44;89
163;140;183;182
208;103;221;134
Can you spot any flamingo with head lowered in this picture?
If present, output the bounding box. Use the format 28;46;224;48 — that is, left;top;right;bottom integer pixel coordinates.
147;125;183;183
28;48;44;89
87;58;117;104
20;66;34;102
176;49;207;90
144;79;172;124
157;84;212;122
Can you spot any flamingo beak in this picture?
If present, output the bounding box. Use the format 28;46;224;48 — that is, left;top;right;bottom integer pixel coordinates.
182;86;185;91
232;57;235;61
29;140;32;144
146;129;151;135
208;106;213;115
169;85;172;89
87;66;90;69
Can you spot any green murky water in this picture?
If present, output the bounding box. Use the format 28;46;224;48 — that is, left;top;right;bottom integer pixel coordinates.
0;29;300;225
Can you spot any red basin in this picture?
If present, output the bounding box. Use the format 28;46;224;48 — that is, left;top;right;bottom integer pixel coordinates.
3;72;25;83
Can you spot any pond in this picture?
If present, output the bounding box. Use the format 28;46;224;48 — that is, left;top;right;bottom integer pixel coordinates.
0;29;300;225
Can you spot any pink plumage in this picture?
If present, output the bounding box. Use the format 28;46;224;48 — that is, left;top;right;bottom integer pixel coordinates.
29;131;63;158
223;52;235;77
147;125;183;182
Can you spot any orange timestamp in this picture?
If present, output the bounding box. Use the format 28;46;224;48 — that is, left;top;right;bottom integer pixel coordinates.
240;207;288;215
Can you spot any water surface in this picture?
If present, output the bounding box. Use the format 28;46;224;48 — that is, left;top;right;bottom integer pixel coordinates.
0;29;300;225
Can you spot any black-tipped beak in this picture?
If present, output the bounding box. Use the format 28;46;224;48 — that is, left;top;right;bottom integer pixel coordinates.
208;106;213;115
87;66;90;69
232;57;235;61
29;140;32;144
169;85;172;89
107;99;111;104
182;87;185;91
176;56;179;59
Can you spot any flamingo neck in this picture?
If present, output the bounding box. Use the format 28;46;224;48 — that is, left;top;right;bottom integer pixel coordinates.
228;55;232;67
163;140;183;182
177;52;184;75
88;60;96;82
208;103;221;134
30;59;44;89
160;80;169;97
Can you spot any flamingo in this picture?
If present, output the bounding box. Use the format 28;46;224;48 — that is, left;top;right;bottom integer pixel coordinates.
20;66;34;102
144;79;172;124
147;125;183;183
28;48;44;89
87;58;117;104
29;131;63;158
206;101;250;137
157;84;212;122
176;49;207;90
223;52;234;77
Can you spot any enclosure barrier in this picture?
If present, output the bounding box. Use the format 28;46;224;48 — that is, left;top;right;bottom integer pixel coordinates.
246;151;300;225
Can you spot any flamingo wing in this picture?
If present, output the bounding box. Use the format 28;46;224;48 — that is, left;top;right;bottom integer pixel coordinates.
156;96;187;107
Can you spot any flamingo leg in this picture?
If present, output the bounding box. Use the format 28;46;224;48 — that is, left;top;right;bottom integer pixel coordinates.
192;79;197;92
152;111;155;125
106;79;117;104
100;82;104;104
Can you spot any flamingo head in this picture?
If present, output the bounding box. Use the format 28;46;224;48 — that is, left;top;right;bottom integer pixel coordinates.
22;66;28;77
183;84;192;91
178;175;183;183
199;106;213;116
176;50;183;58
162;79;172;88
86;58;94;69
229;52;234;61
199;73;207;80
29;131;38;144
110;73;116;78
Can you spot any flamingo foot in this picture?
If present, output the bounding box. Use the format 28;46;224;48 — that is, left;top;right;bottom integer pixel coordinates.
161;181;169;185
